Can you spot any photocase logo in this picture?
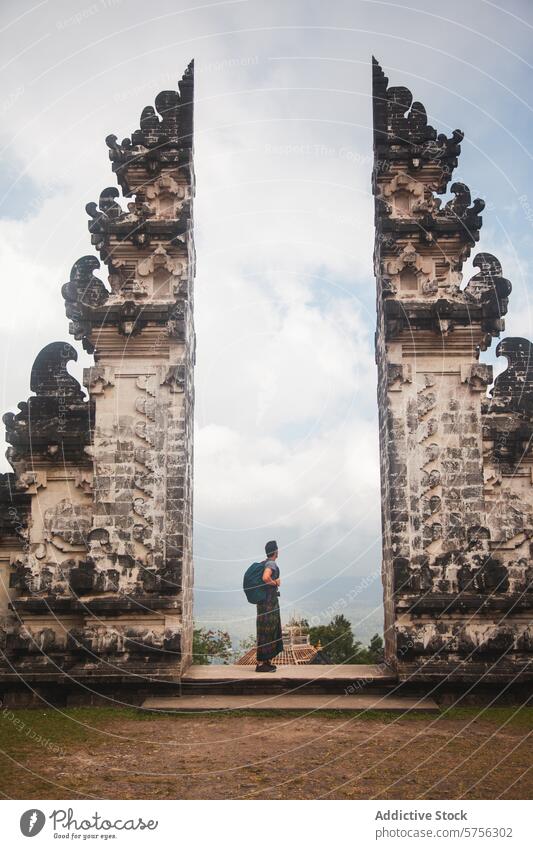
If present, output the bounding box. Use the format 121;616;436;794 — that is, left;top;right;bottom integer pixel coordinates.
20;809;46;837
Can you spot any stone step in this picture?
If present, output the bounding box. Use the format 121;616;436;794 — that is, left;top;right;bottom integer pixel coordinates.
181;683;397;695
141;692;439;713
180;663;399;695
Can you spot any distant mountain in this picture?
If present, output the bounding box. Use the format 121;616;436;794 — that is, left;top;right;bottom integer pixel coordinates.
194;571;384;647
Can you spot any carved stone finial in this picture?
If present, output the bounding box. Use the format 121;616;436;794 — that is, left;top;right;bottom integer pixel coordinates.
464;253;512;334
105;61;195;197
492;337;533;415
30;342;84;400
62;256;108;309
372;58;463;191
62;256;109;353
3;343;91;465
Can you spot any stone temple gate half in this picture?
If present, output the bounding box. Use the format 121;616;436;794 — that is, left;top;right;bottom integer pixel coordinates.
0;63;195;699
372;59;533;685
0;59;531;703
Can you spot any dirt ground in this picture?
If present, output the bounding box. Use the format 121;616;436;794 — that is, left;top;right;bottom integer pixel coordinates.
0;707;531;800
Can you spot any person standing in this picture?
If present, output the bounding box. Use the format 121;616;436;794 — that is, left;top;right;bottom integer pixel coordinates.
256;540;283;672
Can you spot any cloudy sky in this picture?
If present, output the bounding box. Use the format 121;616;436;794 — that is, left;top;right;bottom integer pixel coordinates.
1;0;532;644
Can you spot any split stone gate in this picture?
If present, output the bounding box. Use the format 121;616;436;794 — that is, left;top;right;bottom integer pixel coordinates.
0;59;531;703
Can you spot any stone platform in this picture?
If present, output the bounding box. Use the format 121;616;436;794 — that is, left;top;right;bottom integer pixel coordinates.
183;663;393;682
140;663;437;712
179;663;398;695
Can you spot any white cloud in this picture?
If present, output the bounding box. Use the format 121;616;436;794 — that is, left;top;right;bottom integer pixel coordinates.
196;417;379;531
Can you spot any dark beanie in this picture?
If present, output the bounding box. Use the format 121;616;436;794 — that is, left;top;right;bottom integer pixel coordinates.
265;540;278;557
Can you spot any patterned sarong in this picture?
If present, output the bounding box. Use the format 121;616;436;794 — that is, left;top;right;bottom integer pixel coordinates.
256;588;283;662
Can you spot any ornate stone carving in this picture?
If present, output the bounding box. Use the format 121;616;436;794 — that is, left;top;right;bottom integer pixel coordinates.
105;61;194;196
491;338;533;416
372;57;463;192
62;257;109;353
461;363;493;391
3;343;92;465
464;253;512;338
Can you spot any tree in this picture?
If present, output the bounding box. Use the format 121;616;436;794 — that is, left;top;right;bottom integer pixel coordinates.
192;627;233;665
366;633;385;663
238;634;256;653
354;633;385;664
308;617;385;665
309;614;363;664
286;615;309;629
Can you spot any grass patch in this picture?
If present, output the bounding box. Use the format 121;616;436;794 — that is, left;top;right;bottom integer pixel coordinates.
134;705;533;725
439;706;533;728
0;707;110;755
1;704;532;751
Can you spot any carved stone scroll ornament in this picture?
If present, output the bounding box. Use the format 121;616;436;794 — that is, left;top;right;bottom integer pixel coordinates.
463;253;512;336
62;256;109;353
490;337;533;416
3;342;92;468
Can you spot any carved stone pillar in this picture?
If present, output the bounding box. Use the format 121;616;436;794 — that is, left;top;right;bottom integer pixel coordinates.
68;61;195;680
0;342;93;680
373;58;533;683
0;63;195;698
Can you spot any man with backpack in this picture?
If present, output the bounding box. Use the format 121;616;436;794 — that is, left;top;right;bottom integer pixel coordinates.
243;540;283;672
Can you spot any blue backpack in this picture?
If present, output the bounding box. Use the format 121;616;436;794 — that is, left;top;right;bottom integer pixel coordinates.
243;561;267;604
